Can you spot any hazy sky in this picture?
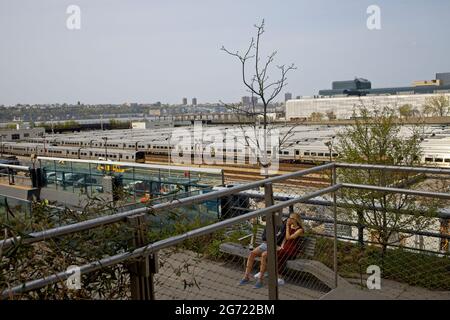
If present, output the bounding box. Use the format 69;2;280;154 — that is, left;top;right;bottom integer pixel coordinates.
1;0;450;106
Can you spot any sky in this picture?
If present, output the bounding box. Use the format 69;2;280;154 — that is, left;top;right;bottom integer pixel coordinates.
1;0;450;106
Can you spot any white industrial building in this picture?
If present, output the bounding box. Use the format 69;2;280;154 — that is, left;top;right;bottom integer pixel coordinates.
131;119;174;130
286;92;450;120
0;127;45;141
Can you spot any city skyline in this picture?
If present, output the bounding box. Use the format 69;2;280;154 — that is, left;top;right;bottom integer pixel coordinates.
1;0;450;105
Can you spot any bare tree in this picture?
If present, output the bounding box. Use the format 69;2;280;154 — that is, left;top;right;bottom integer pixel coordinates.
221;19;297;175
399;104;413;119
309;112;324;122
422;104;434;118
424;95;450;117
325;110;336;121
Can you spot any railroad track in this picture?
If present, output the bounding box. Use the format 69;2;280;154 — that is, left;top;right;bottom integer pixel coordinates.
145;155;330;187
145;155;319;172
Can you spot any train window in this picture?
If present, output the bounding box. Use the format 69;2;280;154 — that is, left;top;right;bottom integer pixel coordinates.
445;159;450;163
283;151;289;155
11;134;20;140
425;157;433;162
295;150;300;155
311;152;317;156
435;158;443;162
332;153;338;157
325;153;330;157
304;152;310;156
318;153;324;157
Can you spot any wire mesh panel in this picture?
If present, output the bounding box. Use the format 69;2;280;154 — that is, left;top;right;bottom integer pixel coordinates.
152;218;324;300
331;171;450;300
2;162;450;300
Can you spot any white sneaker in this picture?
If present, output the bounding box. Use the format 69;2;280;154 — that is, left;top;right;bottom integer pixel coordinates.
254;272;269;279
278;278;285;285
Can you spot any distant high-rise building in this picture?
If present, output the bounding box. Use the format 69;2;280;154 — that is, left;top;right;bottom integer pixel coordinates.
241;96;258;106
192;98;197;106
285;92;292;102
436;72;450;86
241;96;251;106
182;97;188;105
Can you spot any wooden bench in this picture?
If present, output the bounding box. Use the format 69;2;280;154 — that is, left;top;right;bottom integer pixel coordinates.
219;226;351;290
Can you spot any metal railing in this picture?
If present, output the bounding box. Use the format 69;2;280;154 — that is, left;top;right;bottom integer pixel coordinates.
38;156;224;198
1;162;450;300
0;163;36;188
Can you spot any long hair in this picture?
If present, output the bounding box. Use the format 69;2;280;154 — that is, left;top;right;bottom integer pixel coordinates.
289;212;304;230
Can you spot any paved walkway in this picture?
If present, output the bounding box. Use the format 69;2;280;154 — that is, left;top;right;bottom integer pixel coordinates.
344;278;450;300
154;250;326;300
153;250;450;300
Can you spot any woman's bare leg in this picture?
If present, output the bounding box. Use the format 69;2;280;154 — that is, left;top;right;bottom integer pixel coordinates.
259;251;268;281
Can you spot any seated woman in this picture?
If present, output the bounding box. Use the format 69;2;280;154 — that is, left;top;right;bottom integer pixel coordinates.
254;212;304;289
276;212;305;282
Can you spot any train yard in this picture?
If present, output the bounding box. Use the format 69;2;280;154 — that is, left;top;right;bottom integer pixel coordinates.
2;123;450;189
144;153;328;187
3;124;450;165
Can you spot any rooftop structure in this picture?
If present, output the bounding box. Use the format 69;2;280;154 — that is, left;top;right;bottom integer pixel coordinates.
319;72;450;96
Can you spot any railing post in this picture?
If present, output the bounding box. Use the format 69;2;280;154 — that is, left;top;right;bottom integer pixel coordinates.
126;213;157;300
264;182;279;300
357;210;365;248
332;164;338;288
8;168;15;185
